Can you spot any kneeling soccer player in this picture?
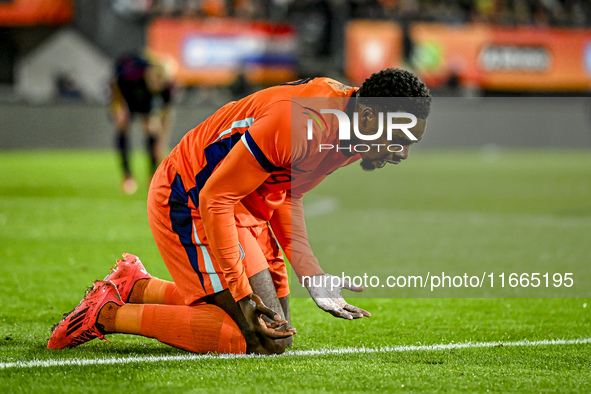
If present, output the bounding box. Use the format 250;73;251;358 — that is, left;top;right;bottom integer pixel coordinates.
48;68;431;354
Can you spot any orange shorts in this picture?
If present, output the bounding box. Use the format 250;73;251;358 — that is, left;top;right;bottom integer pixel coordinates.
147;157;289;305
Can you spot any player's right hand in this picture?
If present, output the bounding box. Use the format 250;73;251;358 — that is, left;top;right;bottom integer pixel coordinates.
239;293;296;339
304;273;371;320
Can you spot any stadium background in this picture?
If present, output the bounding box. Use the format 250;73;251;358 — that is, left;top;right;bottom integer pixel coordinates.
0;0;590;150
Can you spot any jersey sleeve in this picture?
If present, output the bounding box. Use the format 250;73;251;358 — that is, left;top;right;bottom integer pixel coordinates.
240;100;309;171
199;141;272;302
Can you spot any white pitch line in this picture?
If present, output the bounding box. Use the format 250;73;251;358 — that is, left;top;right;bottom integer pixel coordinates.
1;338;590;370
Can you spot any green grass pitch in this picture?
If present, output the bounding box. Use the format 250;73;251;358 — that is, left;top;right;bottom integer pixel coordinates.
1;148;590;392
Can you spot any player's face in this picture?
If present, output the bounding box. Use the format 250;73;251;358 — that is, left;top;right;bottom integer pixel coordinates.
357;111;427;171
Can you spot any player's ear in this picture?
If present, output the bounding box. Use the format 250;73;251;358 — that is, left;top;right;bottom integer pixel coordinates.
359;106;376;129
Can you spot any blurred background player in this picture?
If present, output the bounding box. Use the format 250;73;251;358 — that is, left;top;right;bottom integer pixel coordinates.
110;54;174;194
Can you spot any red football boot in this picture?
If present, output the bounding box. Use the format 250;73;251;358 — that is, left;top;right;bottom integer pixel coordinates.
48;281;122;349
103;253;152;303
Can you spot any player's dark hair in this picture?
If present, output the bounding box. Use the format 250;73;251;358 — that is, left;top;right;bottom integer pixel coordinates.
358;68;431;119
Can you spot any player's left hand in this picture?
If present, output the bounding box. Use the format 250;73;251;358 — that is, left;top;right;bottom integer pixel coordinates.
239;293;297;339
303;274;371;319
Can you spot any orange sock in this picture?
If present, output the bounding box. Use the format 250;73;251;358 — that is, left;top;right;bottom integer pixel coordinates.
106;303;246;354
129;278;185;305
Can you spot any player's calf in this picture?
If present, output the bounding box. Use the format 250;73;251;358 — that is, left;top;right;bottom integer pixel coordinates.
96;302;247;354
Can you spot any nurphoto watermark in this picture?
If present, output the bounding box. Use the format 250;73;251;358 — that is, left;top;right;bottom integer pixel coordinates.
304;108;418;153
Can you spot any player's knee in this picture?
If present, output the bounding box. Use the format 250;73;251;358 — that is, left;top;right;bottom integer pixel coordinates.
192;305;247;354
217;313;247;354
112;110;129;130
266;337;288;355
245;334;288;355
285;335;293;348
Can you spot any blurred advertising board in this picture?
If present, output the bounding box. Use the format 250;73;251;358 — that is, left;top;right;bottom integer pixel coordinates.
345;20;403;86
0;0;73;25
147;18;297;87
346;20;591;92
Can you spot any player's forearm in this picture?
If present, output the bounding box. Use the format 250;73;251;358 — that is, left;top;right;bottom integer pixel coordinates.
199;193;253;302
270;194;325;280
198;142;273;301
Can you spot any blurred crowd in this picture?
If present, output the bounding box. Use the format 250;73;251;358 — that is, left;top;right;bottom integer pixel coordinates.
353;0;591;27
117;0;591;27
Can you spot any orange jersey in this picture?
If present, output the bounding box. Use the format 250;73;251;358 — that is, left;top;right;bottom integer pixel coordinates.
160;78;360;301
169;77;358;217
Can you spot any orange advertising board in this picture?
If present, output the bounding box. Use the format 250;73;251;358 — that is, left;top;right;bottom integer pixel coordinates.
409;23;489;88
345;20;403;85
482;27;591;91
147;18;297;87
411;23;591;91
346;20;591;91
0;0;73;25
